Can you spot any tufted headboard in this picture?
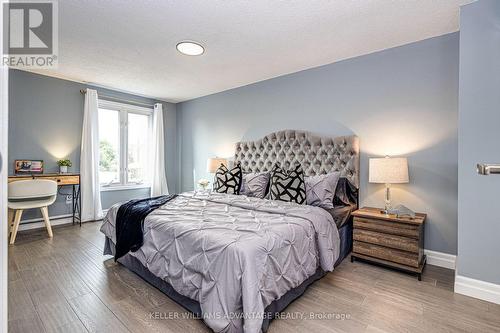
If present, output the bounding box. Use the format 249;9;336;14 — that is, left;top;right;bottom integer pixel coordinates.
234;130;360;188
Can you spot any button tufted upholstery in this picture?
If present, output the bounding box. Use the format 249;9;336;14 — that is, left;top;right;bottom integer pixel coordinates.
234;130;360;188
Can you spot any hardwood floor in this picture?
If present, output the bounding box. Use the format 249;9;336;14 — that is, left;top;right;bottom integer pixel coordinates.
8;222;500;333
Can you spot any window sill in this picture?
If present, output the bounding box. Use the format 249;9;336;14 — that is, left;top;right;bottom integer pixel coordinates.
100;184;151;192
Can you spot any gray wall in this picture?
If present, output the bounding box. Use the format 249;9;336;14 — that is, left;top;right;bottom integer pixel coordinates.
458;0;500;283
8;69;178;221
178;33;459;255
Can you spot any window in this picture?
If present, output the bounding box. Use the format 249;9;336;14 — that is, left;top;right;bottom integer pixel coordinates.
98;108;120;185
98;100;153;190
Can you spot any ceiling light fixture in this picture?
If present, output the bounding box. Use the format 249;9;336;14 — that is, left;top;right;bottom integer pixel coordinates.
176;41;204;56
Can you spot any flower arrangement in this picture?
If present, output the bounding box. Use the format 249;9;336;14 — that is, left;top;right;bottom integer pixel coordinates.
57;159;72;173
197;178;210;190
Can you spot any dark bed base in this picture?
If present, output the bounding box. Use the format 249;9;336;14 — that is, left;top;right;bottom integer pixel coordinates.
106;220;353;332
335;219;353;267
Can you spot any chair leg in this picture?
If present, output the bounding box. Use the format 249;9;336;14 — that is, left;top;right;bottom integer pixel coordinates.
9;209;23;245
40;206;53;238
7;209;14;235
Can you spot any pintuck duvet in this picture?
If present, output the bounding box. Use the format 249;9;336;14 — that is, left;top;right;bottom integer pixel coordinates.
100;191;340;333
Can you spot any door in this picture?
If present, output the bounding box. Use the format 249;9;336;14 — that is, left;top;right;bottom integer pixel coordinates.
457;0;500;295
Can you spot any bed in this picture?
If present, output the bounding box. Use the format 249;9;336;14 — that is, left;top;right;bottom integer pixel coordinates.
100;130;359;333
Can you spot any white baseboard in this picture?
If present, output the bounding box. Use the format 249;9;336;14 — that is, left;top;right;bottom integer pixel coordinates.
455;275;500;305
18;214;74;231
424;249;456;270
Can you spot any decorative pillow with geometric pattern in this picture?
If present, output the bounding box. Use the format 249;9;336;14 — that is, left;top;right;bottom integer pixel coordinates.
213;163;243;194
269;163;306;204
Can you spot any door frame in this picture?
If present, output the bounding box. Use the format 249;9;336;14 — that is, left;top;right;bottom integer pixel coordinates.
0;4;8;332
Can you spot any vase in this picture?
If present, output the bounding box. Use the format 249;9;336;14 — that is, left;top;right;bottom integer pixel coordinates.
60;166;68;173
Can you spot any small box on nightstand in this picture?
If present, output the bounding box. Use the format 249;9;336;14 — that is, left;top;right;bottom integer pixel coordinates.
351;207;426;280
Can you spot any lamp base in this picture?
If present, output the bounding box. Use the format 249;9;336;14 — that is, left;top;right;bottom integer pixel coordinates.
382;183;392;215
379;209;397;216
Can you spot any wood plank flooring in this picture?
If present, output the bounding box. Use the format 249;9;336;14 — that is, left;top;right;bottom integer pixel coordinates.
8;222;500;333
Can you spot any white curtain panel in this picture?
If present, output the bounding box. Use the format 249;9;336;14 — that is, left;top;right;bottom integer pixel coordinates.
151;103;169;196
80;88;103;221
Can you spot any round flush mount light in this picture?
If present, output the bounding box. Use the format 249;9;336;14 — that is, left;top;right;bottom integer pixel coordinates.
176;41;205;56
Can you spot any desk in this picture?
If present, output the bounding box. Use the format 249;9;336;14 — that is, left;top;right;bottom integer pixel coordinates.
8;173;81;226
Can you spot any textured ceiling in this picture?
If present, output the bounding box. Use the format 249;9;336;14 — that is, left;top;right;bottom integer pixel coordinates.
29;0;472;102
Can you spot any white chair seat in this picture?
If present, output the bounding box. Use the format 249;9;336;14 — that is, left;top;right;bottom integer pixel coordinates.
8;197;56;210
7;179;58;244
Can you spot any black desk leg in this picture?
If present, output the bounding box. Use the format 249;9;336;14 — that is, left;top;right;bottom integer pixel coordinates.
72;185;76;225
78;185;81;226
72;184;82;226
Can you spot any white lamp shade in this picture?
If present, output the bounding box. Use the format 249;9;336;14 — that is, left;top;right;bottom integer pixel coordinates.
369;157;409;184
207;158;227;173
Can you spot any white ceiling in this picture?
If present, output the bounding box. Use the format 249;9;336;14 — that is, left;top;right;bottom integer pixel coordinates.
30;0;472;103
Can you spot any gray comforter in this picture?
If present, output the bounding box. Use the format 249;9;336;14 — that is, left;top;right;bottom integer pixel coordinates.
100;191;340;333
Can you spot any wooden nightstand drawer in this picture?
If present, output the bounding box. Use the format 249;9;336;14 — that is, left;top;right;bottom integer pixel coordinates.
353;229;418;253
351;207;426;280
353;241;419;268
354;217;419;238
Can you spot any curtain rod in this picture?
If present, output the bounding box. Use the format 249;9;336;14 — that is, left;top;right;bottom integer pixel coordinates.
80;89;155;108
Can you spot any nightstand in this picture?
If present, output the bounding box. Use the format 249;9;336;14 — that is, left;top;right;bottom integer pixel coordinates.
351;207;426;280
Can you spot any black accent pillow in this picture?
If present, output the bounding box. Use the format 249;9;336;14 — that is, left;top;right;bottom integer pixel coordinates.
213;163;242;194
270;163;306;204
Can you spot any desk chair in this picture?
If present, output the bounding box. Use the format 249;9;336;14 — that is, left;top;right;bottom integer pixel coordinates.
8;179;58;244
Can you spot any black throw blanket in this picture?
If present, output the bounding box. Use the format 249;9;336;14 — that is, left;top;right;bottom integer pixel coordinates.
114;194;177;261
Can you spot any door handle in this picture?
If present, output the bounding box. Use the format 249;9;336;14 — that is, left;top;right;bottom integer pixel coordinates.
477;163;500;175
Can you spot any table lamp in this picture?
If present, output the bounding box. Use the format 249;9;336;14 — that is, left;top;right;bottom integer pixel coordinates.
207;157;228;173
369;156;409;214
205;157;228;190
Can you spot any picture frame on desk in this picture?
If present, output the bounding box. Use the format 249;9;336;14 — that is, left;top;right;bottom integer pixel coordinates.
14;159;43;174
